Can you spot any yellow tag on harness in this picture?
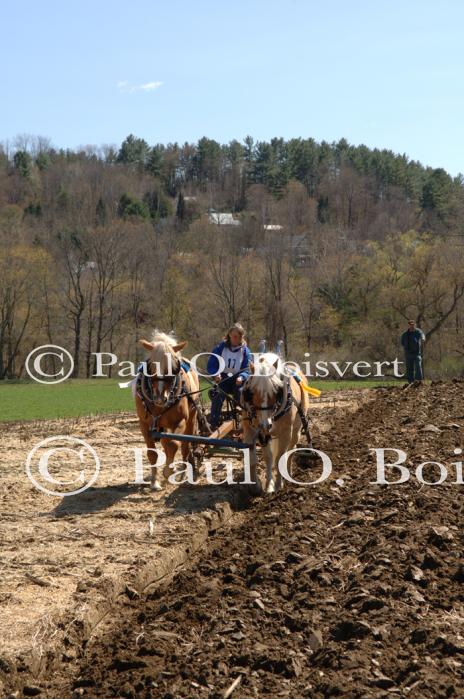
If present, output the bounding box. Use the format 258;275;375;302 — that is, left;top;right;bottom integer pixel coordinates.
290;371;321;397
300;382;321;397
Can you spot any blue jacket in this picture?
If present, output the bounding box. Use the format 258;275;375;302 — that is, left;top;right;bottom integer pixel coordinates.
206;341;252;380
401;328;425;355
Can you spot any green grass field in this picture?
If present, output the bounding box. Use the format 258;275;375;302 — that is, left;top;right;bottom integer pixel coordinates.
0;378;401;422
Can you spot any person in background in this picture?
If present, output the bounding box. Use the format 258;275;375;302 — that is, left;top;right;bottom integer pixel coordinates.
258;338;267;353
206;323;252;429
400;320;425;383
275;339;284;358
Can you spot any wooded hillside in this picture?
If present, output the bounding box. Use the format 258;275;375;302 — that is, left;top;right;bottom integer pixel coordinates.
1;133;463;378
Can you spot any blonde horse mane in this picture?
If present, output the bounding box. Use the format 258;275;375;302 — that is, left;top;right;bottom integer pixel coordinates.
150;330;178;347
140;329;185;374
248;352;284;400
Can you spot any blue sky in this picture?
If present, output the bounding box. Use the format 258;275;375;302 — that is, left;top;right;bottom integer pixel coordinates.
2;0;463;175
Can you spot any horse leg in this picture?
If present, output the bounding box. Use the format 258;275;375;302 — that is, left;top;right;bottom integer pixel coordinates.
249;445;263;494
276;435;291;492
162;439;179;484
180;439;195;480
138;419;163;492
285;412;302;486
242;422;262;495
264;441;275;494
272;416;295;493
183;409;198;480
276;411;303;490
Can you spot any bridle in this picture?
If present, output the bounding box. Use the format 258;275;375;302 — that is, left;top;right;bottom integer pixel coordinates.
240;373;293;424
136;353;212;437
136;354;188;424
241;372;313;448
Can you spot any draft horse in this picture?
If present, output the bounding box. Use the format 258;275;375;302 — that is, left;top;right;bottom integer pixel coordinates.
240;352;310;494
135;331;208;491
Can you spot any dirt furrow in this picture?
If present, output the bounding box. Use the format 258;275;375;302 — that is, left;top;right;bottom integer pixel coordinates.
4;383;464;698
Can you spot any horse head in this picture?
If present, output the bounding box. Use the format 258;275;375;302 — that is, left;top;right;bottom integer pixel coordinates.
242;353;285;444
139;332;187;406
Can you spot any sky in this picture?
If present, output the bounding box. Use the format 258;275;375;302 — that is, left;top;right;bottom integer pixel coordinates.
1;0;463;175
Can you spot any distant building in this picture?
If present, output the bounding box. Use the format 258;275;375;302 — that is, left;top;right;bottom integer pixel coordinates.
208;212;241;226
263;224;284;231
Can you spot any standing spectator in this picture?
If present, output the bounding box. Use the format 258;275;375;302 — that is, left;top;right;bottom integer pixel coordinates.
275;339;284;358
401;320;425;383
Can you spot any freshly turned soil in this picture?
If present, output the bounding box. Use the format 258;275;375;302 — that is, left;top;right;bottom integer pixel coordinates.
4;382;464;697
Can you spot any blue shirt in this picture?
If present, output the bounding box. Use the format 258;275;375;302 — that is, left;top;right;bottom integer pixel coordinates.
206;341;252;380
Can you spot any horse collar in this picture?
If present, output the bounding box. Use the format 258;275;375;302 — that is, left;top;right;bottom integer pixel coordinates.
136;363;187;417
273;375;292;421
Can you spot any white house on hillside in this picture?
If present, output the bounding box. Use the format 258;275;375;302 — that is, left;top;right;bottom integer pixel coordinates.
263;224;283;231
208;211;241;226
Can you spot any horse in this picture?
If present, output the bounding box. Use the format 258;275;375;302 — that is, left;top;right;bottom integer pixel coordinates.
240;352;310;494
135;331;207;491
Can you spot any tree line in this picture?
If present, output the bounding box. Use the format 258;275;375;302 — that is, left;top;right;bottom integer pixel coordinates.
0;133;463;380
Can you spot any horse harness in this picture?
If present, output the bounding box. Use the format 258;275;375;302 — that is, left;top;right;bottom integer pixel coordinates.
136;358;204;432
241;373;312;444
241;374;293;423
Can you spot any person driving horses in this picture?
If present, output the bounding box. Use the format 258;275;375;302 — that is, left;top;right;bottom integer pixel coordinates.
207;322;252;430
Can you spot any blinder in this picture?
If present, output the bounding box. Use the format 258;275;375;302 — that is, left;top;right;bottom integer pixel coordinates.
137;355;187;417
242;386;253;405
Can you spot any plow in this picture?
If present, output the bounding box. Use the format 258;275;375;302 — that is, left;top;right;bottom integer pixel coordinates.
150;383;316;479
150;394;254;478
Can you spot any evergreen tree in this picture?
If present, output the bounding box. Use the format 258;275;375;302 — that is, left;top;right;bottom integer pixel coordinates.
176;191;186;221
421;168;453;218
118;193;149;219
116;134;150;168
13;150;32;177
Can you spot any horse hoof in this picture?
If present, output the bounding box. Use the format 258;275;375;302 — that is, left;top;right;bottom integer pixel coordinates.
151;482;162;492
265;483;275;494
249;482;263;497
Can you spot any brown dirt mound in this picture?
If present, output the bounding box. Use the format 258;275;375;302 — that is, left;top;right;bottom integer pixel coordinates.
3;382;464;697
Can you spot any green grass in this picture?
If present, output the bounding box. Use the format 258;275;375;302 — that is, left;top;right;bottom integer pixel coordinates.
307;379;400;392
0;377;401;423
0;379;134;422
